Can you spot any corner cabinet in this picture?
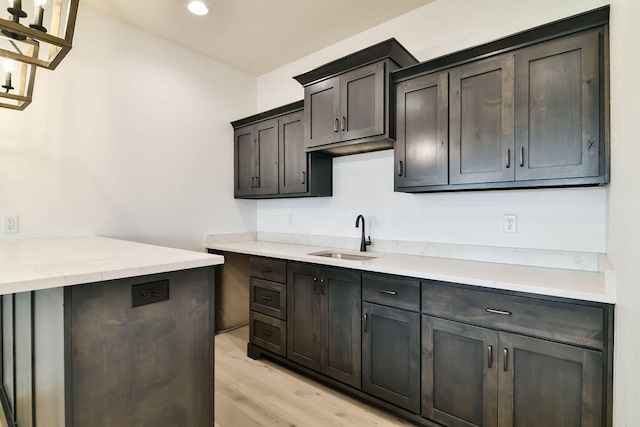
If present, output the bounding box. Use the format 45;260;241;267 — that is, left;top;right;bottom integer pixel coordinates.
232;101;332;199
394;22;609;192
294;38;418;156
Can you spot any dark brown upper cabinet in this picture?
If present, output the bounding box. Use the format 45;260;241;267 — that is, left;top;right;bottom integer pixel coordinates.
232;101;332;199
515;30;601;181
294;39;418;156
450;54;515;185
393;7;609;193
395;71;449;190
234;118;279;198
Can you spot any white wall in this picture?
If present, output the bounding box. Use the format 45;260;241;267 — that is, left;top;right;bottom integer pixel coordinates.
0;7;257;251
256;0;608;253
608;0;640;424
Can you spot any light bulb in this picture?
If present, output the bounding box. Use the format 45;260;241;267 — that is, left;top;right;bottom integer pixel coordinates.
35;0;47;6
187;1;209;16
3;60;14;73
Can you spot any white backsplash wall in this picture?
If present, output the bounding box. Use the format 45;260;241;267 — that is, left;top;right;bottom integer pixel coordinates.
257;151;606;253
255;0;609;254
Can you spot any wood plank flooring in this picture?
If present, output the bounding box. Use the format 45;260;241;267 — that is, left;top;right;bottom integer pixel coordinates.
215;327;413;427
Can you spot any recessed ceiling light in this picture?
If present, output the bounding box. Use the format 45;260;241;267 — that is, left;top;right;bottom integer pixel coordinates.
188;1;209;16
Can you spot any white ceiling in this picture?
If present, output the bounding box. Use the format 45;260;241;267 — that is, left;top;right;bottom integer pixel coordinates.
81;0;436;76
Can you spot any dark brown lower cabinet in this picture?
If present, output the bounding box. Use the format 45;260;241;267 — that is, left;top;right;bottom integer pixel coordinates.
422;316;603;427
362;303;420;413
287;263;362;388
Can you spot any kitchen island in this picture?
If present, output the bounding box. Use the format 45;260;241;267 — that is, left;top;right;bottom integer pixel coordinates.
0;236;223;427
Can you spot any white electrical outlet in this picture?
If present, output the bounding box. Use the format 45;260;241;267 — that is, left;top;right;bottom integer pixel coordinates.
2;215;18;234
503;214;517;233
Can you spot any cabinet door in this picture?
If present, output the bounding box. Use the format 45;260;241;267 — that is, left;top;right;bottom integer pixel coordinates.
304;76;340;148
340;62;385;142
234;125;255;197
450;55;515;184
322;268;361;389
279;111;307;194
395;72;448;189
363;303;420;413
286;264;322;371
515;30;600;181
422;316;499;427
498;332;602;427
254;119;279;196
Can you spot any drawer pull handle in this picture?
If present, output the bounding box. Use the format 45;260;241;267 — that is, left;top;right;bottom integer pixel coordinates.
261;330;273;337
260;296;273;302
379;289;397;296
503;348;509;372
260;267;272;273
488;345;493;369
486;308;512;316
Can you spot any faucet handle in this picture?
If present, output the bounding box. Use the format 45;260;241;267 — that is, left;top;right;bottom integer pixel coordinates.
365;236;372;246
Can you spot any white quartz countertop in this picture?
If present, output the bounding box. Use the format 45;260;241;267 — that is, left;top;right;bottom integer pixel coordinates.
0;236;224;296
207;240;615;304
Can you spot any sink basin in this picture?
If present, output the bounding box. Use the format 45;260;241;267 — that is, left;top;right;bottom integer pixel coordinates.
308;251;376;261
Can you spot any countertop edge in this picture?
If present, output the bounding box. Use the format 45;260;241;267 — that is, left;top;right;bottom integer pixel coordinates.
208;241;614;304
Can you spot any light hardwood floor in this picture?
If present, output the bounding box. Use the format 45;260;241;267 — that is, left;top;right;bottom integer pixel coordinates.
215;327;414;427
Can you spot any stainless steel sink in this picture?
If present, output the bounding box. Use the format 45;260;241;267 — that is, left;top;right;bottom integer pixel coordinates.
308;250;376;261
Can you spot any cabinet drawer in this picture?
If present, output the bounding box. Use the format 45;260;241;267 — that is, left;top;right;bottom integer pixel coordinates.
422;281;604;349
249;311;287;357
249;257;287;283
250;278;286;320
362;273;420;311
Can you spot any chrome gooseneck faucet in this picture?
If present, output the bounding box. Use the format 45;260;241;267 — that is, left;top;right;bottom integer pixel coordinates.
355;214;372;252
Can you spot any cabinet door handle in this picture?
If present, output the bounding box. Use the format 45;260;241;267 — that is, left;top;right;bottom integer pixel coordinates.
379;289;397;296
397;160;403;177
260;295;273;302
503;348;509;372
256;176;260;188
341;116;346;131
251;177;255;188
334;118;339;132
363;313;368;333
506;148;511;169
488;345;493;369
301;171;306;184
313;277;319;294
486;308;512;316
320;279;325;295
520;146;525;167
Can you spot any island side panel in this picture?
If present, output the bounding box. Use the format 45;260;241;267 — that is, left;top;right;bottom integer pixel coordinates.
34;288;65;427
68;267;214;427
